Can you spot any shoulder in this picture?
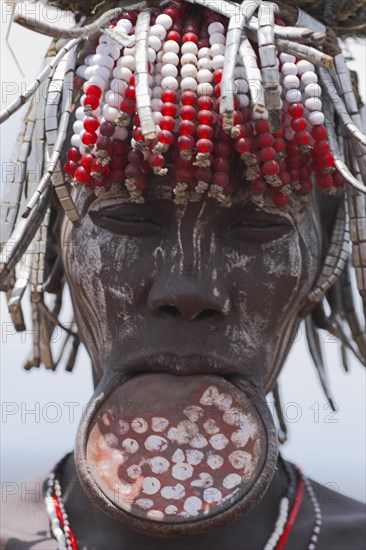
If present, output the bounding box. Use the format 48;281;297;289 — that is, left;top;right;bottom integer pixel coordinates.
315;481;366;550
1;472;57;550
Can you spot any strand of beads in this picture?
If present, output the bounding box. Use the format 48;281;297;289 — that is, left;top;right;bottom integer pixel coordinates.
45;472;78;550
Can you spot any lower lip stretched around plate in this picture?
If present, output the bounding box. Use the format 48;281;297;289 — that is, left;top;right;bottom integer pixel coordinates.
80;372;277;531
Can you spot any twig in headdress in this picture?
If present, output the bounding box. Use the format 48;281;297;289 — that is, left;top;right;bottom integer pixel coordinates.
0;38;82;124
339;262;366;363
134;9;156;141
275;38;334;68
239;36;265;113
8;253;32;331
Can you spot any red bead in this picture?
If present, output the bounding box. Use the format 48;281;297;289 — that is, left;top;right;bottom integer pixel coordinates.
83;116;99;132
317;173;334;188
86;84;102;99
178;135;194;150
213;70;223;84
273;126;285;138
286;155;301;168
148;154;165;168
294;130;310;146
212;171;229;187
197;110;214;125
135;176;148;190
132;127;144;141
195;167;212;182
161;89;177;103
257;132;274;148
300;166;311;179
158;130;174;145
178;120;195;135
196;124;213;140
91;159;106;173
288;168;299;182
311;125;327;140
259;146;276;162
180;91;197;107
273;138;285;153
182;32;199;44
163;6;180;23
234;138;249;154
96;136;112;151
161;102;178;117
67;147;81;162
160;116;175;131
129;75;135;86
125;164;139;178
214;141;232;157
214;84;221;97
120;99;136;115
111;156;126;169
197;96;214;111
125;86;136;100
110;169;125;183
180;105;196;121
272;191;288;207
333;171;344;187
255;120;270;134
113;140;128;155
127;150;144;164
250;179;266;195
82;131;98;145
299;180;313;194
196;138;213;153
263;160;280;176
288;103;304;118
64;160;78;175
291;117;307;132
83;95;99;110
167;30;181;43
213;157;230;171
133;114;141;126
318;151;335;168
313;139;329;155
81;154;94;169
100;121;115;137
75;166;91;184
279;171;291;185
176;167;194;181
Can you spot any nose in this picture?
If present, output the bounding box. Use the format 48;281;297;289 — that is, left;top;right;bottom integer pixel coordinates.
148;270;231;321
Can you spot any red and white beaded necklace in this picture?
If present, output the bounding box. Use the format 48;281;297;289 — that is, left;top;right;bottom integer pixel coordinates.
46;454;322;550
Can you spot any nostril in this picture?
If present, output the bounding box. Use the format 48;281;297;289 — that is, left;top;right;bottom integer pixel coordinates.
196;309;221;321
159;305;181;318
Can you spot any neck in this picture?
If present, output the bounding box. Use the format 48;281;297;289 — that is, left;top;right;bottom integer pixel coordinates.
61;452;290;550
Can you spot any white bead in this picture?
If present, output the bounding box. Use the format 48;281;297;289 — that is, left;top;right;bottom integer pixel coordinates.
281;62;297;76
197;57;212;71
75;106;85;120
161;63;178;78
163;40;180;55
153;74;162;86
198;47;211;59
152;86;162;98
114;126;128;140
149;35;162;53
94;107;102;117
90;54;114;70
279;52;296;64
103;104;119;122
197;82;213;96
181;76;198;91
283;74;299;89
305;96;322;111
252;109;268;120
181;53;197;66
117;18;133;33
157;50;164;62
71;134;82;148
151;98;162;111
76;65;87;79
105;90;123;108
88;75;107;89
181;42;198;56
210;39;225;54
235;78;249;94
101;44;120;60
234;66;246;79
208;22;225;35
93;65;110;80
155;62;163;73
308;111;325;126
285;88;302;103
110;79;128;94
99;34;108;44
123;47;135;57
301;71;318;86
304;82;321;97
148;74;154;86
155;13;173;30
118;55;135;70
297;59;315;75
238;93;249;107
162;52;179;65
209;32;226;46
72;120;83;134
113;65;131;82
181;63;197;79
84;66;95;79
161;76;179;90
212;55;225;70
153;111;163;124
150;24;167;41
148;48;157;63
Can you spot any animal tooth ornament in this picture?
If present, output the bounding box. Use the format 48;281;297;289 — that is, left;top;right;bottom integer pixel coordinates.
1;0;366;548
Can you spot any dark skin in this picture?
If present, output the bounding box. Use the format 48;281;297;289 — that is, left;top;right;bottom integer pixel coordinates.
1;188;365;549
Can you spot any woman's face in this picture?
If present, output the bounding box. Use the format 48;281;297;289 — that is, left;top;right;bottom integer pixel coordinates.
61;185;322;393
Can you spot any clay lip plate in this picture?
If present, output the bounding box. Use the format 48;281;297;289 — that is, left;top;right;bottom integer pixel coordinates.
85;373;268;525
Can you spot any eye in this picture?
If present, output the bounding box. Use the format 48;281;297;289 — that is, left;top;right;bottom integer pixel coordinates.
227;215;293;241
89;206;162;236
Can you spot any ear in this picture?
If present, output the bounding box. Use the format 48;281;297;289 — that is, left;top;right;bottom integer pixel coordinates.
43;192;65;294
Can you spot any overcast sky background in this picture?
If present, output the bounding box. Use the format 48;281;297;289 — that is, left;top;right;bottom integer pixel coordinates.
1;3;365;504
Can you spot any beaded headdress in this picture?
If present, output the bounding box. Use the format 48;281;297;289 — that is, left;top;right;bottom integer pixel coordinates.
1;0;365;411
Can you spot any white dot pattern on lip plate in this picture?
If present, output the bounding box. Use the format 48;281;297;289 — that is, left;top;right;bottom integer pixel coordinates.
87;381;265;523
